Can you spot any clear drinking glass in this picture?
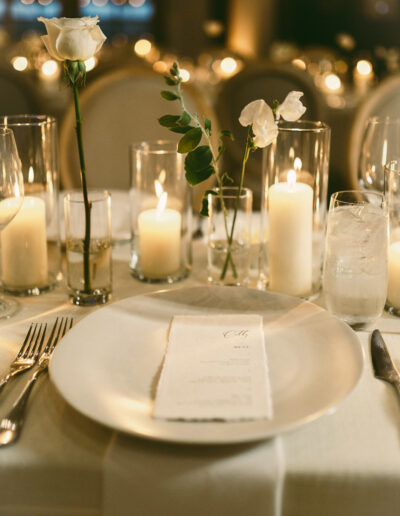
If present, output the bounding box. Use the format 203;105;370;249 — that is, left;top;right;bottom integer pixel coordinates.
0;128;24;317
323;190;388;328
0;115;61;295
64;190;112;306
129;141;192;283
207;187;252;286
358;116;400;191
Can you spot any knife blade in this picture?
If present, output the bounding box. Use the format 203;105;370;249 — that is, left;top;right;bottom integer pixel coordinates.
371;329;400;398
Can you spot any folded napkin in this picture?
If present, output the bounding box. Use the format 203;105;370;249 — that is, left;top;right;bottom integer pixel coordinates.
153;314;273;421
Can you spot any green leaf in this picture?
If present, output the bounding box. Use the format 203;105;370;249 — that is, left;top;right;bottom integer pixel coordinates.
204;117;212;134
184;145;212;173
158;114;180;127
170;125;195;134
170;62;179;76
178;127;202;153
200;189;218;217
161;90;179;101
164;75;177;86
176;110;192;127
219;129;234;141
185;165;214;186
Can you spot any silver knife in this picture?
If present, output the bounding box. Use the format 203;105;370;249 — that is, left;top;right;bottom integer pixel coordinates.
371;329;400;398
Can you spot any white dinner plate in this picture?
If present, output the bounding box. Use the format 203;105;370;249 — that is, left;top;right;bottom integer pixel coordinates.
50;286;364;445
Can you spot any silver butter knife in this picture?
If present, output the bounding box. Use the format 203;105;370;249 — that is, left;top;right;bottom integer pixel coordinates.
371;329;400;398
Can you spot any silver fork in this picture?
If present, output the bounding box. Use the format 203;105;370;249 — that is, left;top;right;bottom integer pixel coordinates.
0;323;47;394
0;317;73;447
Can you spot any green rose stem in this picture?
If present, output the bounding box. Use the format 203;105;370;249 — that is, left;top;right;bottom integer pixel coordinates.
65;60;91;293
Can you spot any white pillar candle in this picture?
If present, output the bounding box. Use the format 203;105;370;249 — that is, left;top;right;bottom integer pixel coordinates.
387;241;400;308
268;170;313;296
0;196;48;288
138;194;181;279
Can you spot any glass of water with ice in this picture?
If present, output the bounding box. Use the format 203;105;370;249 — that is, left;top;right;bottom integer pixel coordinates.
322;190;388;328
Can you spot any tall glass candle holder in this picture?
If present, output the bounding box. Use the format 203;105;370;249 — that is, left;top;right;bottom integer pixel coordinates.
129;141;192;283
260;121;330;298
384;160;400;316
0;115;61;296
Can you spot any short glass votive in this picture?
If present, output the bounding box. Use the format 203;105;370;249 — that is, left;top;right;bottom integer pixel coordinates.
322;190;388;328
0;115;61;296
129;141;192;283
64;190;112;306
384;160;400;316
260;121;331;298
207;187;252;286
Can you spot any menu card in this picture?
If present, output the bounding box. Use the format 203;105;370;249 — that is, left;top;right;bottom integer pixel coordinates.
153;314;273;421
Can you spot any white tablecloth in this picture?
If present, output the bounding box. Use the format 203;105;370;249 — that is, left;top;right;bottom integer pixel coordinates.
0;243;399;516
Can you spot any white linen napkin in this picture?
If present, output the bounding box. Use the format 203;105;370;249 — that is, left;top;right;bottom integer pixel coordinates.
153;314;273;421
103;433;285;516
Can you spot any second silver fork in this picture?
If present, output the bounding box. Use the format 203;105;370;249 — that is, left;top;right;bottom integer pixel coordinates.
0;317;73;447
0;323;47;394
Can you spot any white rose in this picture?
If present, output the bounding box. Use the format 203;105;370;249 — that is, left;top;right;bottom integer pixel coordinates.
275;91;306;122
239;99;278;148
37;16;106;62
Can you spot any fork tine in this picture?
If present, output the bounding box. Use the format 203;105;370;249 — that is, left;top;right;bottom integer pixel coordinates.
49;317;72;353
27;324;47;359
32;324;47;360
17;324;35;358
43;317;59;354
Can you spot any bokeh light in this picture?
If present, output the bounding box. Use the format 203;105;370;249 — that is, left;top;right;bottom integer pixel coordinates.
356;59;373;75
41;59;58;77
12;56;28;72
134;38;152;56
220;57;237;75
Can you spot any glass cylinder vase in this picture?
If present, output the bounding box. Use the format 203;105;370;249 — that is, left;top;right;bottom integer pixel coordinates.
64;190;112;306
260;121;330;298
207;187;253;286
0;115;61;296
129;141;192;283
384;160;400;316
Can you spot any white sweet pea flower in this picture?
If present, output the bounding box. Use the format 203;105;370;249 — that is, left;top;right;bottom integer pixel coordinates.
239;99;278;148
275;91;306;121
37;16;106;62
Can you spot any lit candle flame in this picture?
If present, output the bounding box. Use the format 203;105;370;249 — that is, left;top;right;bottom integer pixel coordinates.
28;166;34;183
154;179;163;198
156;191;167;215
294;157;302;171
287;169;296;192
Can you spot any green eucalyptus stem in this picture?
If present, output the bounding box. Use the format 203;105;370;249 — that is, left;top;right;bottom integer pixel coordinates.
66;60;91;293
197;118;238;279
220;128;252;281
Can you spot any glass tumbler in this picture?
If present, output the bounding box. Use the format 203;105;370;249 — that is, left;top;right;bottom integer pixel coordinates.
322;190;388;328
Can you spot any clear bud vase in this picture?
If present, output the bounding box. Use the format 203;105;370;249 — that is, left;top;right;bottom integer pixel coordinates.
207;187;253;286
64;190;112;306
